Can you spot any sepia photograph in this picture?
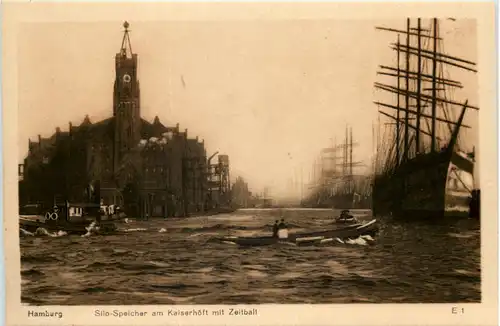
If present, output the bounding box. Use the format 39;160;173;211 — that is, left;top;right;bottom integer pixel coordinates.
3;2;497;325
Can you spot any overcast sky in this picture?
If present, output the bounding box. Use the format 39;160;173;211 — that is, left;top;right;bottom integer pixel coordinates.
17;19;478;198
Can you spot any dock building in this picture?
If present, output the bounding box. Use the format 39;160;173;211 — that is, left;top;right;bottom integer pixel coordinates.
18;22;231;218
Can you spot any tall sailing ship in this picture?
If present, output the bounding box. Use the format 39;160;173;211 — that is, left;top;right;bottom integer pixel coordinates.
304;126;371;209
372;18;479;219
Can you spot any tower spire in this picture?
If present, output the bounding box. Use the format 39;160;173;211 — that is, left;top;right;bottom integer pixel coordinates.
120;21;133;58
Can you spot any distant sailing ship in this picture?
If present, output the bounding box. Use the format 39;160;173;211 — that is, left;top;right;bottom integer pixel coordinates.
372;18;479;219
304;126;371;209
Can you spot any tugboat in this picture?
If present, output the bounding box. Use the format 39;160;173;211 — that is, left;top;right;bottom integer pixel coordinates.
19;180;125;236
19;201;123;236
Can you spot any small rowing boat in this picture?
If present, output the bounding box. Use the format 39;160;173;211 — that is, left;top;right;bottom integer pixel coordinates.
217;219;378;247
334;216;359;224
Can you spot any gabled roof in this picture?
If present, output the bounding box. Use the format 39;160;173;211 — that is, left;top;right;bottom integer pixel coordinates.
71;117;115;142
141;117;169;139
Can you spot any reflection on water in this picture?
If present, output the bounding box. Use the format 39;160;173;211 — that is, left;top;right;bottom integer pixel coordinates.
20;209;480;305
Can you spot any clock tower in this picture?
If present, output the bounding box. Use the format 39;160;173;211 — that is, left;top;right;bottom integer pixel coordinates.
113;21;141;173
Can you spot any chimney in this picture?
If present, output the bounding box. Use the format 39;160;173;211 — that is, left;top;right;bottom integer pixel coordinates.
185;128;188;139
69;122;73;136
176;123;179;132
38;134;41;148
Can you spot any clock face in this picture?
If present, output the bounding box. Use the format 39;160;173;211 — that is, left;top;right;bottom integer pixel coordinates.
123;74;132;83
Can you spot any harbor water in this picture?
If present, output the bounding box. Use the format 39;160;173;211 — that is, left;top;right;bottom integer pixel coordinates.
20;209;481;305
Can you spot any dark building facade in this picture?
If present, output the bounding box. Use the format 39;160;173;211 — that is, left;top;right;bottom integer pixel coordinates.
18;22;225;218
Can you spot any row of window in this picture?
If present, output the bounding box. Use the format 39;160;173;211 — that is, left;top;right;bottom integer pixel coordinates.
145;167;167;173
143;145;172;152
119;101;137;107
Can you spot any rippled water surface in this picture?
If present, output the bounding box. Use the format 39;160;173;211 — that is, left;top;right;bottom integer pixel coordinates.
20;209;481;304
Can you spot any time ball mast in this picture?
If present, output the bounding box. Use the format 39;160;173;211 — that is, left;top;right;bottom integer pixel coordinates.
120;21;133;58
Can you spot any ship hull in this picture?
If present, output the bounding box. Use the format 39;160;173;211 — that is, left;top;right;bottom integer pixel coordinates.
372;150;475;219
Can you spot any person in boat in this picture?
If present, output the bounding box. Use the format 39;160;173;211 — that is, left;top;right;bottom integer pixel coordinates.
272;220;279;238
340;210;351;219
277;218;289;239
337;210;355;222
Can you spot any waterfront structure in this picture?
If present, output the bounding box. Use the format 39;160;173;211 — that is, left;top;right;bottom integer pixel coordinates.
18;22;229;218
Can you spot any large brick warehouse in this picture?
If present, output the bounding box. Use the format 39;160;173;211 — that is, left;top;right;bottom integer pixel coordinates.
18;22;231;218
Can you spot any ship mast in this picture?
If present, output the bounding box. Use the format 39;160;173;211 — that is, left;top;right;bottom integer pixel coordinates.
350;127;353;176
415;18;422;154
431;18;438;152
375;18;478;165
345;126;348;193
307;127;363;204
404;18;410;162
396;35;401;166
344;127;347;181
300;165;304;203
